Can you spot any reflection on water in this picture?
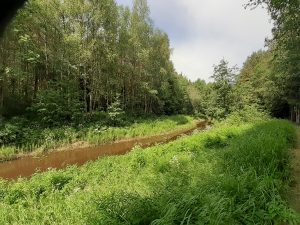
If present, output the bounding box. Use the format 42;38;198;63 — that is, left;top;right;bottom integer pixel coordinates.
0;121;207;180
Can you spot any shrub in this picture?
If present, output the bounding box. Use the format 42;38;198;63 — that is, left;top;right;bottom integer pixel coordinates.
28;81;83;126
107;94;125;127
0;117;28;145
219;105;270;125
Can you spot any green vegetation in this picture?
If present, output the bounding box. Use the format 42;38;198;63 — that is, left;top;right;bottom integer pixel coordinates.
2;0;296;125
0;0;196;161
0;110;298;224
189;0;299;121
0;115;195;161
0;0;192;121
0;0;299;223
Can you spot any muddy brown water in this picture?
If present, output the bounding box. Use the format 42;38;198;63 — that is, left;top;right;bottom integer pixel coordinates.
0;121;208;180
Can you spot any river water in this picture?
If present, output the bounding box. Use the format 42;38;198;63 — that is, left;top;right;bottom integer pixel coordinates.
0;121;207;180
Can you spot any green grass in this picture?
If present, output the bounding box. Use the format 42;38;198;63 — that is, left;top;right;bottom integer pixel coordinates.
0;115;298;224
0;115;195;161
85;115;194;144
0;146;16;161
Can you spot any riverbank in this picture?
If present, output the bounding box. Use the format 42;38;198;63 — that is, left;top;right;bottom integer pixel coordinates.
0;120;207;180
0;115;197;162
0;113;298;224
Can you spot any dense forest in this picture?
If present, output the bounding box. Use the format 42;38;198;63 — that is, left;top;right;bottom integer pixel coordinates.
0;0;193;124
0;0;299;224
0;0;299;124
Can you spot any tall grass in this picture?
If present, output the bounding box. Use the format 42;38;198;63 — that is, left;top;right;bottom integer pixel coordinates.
0;114;298;224
0;115;195;161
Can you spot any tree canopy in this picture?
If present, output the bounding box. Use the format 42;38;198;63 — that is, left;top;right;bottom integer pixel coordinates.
0;0;192;124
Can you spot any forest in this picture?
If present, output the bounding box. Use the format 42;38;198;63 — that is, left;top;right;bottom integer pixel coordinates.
0;0;299;224
0;0;299;126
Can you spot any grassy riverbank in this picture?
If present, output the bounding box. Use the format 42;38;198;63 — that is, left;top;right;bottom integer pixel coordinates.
0;115;195;161
0;110;298;224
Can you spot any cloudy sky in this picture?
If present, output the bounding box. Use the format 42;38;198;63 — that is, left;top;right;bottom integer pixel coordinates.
115;0;273;81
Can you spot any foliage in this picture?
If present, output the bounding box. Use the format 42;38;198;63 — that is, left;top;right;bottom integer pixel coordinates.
28;81;83;126
188;60;238;120
210;59;237;118
0;0;193;120
0;117;28;146
185;0;299;121
217;105;270;125
0;112;298;224
233;50;289;118
107;94;125;126
246;0;300;120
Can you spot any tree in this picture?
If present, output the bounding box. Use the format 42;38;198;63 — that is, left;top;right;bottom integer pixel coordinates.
211;59;237;117
234;50;288;118
0;0;192;122
248;0;300;121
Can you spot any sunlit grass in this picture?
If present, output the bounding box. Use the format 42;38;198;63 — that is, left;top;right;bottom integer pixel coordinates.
0;116;298;224
0;146;16;161
0;115;195;161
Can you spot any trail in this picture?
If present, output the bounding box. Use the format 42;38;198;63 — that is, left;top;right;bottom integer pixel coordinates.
288;127;300;214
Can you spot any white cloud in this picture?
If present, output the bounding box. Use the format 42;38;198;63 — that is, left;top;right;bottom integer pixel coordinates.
116;0;273;81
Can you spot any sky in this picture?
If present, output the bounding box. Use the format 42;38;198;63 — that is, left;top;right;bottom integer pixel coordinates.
115;0;273;81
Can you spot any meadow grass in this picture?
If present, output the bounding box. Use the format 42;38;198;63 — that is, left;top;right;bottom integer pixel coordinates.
0;115;195;161
0;114;298;224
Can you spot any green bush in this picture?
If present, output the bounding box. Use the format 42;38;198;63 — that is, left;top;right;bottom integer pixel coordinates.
107;94;125;127
28;81;83;126
220;105;270;125
81;111;109;124
0;117;28;146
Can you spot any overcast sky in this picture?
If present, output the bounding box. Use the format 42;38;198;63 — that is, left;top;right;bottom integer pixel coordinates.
115;0;273;81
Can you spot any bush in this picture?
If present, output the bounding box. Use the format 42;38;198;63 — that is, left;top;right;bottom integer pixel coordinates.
81;111;109;125
0;117;28;146
107;94;125;126
28;81;83;126
219;105;270;125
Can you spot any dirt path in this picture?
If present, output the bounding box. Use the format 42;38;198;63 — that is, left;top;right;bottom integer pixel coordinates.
288;127;300;214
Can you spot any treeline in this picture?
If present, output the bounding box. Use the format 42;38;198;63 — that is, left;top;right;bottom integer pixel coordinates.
0;0;299;125
188;51;289;120
0;0;192;124
245;0;300;121
189;0;299;120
